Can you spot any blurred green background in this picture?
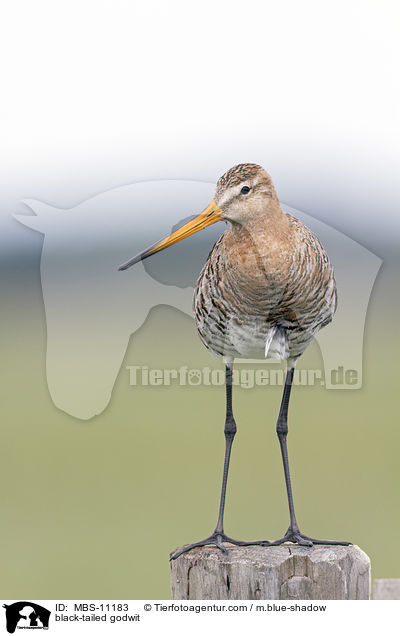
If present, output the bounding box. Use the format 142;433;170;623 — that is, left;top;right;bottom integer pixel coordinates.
1;247;399;599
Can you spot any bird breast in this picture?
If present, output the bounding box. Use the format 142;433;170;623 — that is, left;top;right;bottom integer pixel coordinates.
193;214;337;362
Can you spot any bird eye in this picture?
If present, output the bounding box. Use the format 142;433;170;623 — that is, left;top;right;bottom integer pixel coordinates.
240;186;250;195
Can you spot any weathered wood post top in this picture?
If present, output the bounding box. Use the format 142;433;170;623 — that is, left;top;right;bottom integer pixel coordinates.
170;544;370;600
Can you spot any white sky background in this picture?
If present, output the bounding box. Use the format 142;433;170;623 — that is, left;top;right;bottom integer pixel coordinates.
1;0;399;253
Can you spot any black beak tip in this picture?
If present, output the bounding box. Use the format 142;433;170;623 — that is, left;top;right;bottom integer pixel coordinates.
118;254;142;271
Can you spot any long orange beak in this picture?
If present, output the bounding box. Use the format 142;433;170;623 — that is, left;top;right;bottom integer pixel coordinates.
119;199;223;270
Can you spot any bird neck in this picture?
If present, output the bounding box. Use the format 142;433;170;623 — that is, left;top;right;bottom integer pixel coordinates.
229;201;290;247
222;203;292;283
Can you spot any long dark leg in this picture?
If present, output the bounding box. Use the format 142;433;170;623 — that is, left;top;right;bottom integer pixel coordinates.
269;365;351;547
277;367;301;534
171;364;268;560
213;363;236;542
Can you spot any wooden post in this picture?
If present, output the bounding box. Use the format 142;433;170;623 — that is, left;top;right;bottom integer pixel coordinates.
170;544;370;600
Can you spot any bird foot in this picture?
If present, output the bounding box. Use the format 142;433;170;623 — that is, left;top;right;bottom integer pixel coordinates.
170;528;351;559
267;526;352;547
170;532;269;560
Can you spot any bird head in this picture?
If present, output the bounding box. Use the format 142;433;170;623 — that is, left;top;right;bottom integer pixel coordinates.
119;163;276;271
214;163;277;225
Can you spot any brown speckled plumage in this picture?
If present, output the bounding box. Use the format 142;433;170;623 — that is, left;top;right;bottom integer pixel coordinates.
194;164;337;366
215;163;266;194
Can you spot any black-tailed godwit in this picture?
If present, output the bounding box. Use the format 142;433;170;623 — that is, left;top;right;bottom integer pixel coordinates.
119;164;350;559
